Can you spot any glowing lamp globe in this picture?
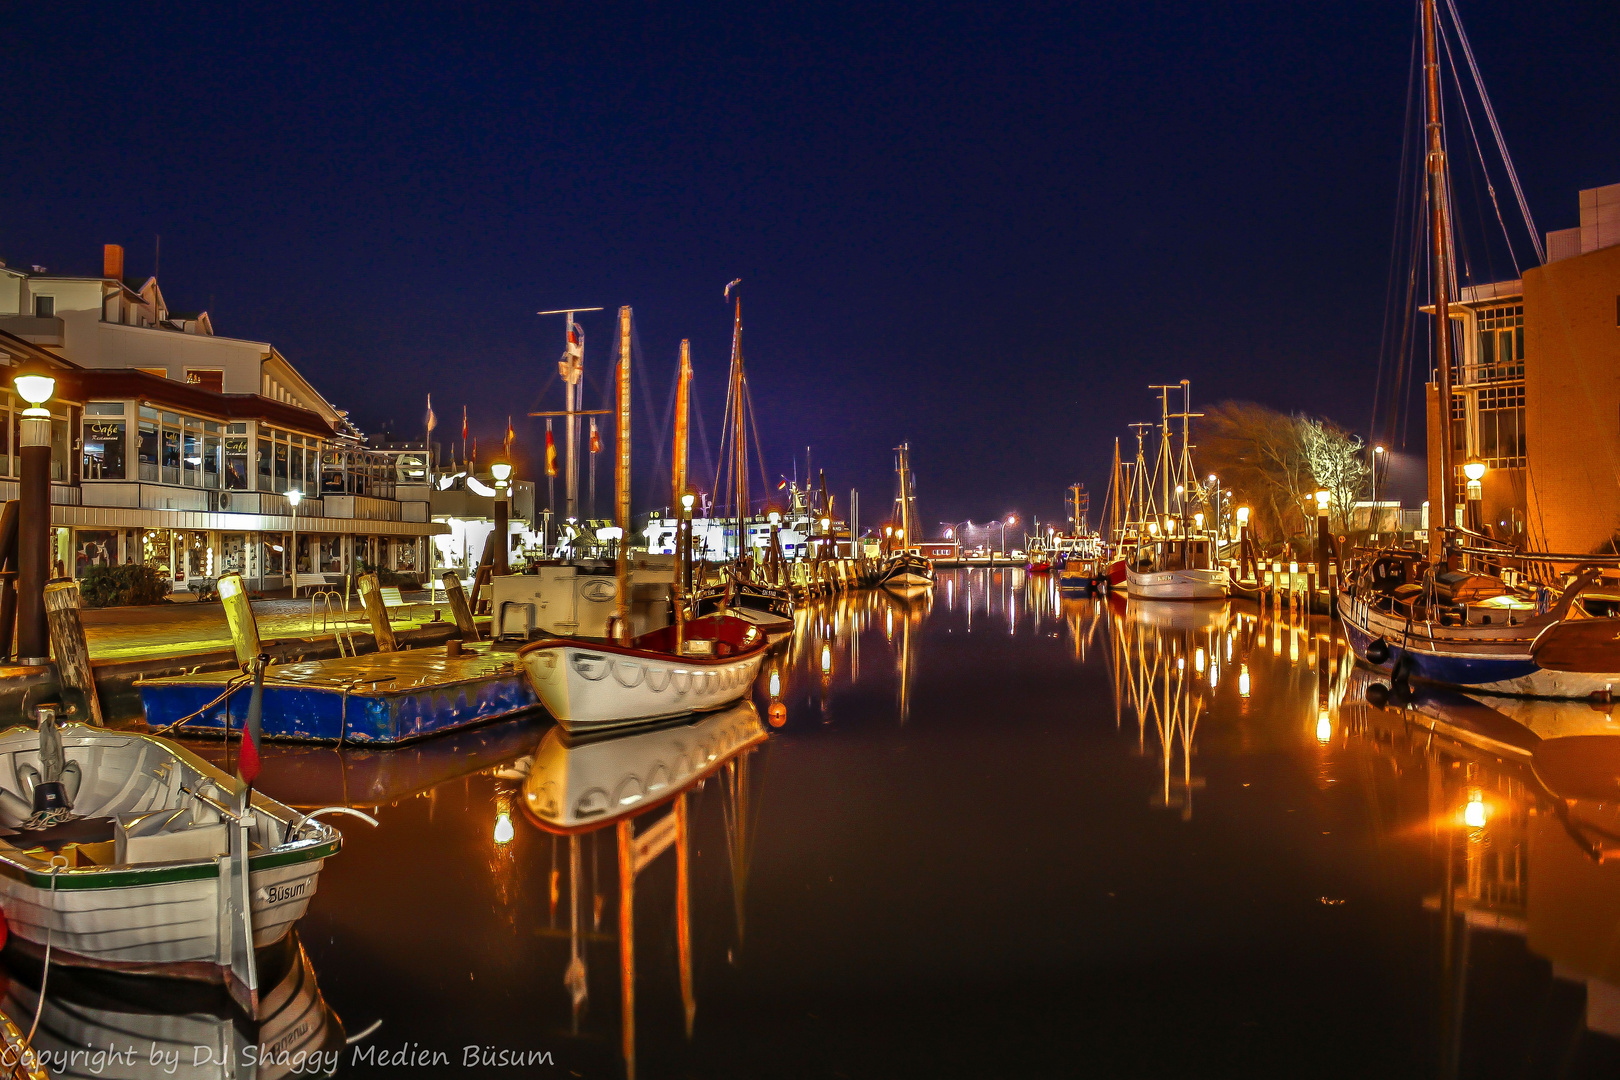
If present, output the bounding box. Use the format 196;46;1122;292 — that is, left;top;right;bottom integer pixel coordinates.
767;510;781;525
287;489;303;508
1236;506;1251;525
12;370;55;410
1314;490;1330;510
681;492;696;510
1463;460;1487;482
820;517;830;531
491;460;513;483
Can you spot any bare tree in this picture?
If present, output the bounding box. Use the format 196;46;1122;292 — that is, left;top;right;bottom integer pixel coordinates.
1297;418;1371;535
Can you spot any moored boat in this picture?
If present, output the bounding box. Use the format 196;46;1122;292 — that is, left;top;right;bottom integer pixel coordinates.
879;551;935;590
516;614;767;733
0;717;348;1015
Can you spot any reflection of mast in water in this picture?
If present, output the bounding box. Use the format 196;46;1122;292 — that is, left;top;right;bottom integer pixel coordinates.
1110;600;1219;817
522;704;768;1080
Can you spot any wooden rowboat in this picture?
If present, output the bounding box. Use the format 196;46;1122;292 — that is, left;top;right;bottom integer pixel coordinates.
0;720;349;1016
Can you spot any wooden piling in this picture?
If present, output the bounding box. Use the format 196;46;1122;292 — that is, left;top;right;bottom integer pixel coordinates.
43;581;103;725
356;573;399;653
217;572;262;671
441;571;480;641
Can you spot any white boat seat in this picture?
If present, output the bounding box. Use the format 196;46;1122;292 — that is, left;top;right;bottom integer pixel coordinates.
115;811;229;865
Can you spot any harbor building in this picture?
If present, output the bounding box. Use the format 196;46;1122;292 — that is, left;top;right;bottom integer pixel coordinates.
0;244;445;595
1426;181;1620;554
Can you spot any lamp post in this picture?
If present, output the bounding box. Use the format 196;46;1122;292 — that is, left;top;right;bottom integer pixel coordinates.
1236;506;1251;581
1370;445;1386;539
12;363;56;665
767;509;782;583
1463;459;1486;534
999;514;1017;557
1314;489;1330;597
491;459;514;575
681;491;696;597
287;488;303;597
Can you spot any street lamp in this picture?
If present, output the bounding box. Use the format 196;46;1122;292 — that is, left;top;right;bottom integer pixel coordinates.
681;491;697;595
491;458;514;575
1313;489;1330;594
11;361;56;664
1368;445;1388;539
1236;506;1252;581
287;488;303;597
1463;459;1487;534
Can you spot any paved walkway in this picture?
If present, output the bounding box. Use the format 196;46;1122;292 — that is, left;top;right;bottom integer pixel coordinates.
81;591;453;661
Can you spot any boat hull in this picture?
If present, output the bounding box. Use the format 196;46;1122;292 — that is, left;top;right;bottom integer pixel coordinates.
137;645;540;745
1125;568;1229;600
518;640;765;733
1337;590;1620;698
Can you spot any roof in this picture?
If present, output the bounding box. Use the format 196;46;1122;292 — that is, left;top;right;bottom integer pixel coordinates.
52;367;336;438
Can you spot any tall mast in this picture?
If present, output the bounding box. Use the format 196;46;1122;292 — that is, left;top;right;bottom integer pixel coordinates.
1110;438;1123;545
537;306;604;521
1423;0;1457;556
673;340;691;504
728;298;747;559
1130;423;1154;532
1151;384;1176;529
614;305;633;643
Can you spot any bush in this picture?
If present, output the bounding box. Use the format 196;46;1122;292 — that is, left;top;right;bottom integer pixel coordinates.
79;564;172;608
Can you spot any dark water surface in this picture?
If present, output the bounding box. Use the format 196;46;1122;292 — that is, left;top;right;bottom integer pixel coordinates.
16;569;1620;1078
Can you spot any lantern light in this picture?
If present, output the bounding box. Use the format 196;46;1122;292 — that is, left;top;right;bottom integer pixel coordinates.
490;459;513;483
1464;789;1487;829
820;517;830;531
1314;490;1330;511
768;510;782;525
681;492;696;510
1316;709;1332;744
1194;512;1205;530
287;489;303;507
12;362;56;412
1236;506;1251;525
494;812;514;844
1463;459;1487;482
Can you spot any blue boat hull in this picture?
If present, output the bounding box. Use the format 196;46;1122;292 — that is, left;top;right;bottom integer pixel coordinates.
139;672;542;745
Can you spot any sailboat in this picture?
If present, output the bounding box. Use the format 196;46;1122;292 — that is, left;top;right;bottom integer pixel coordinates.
517;307;768;732
1336;0;1620;699
1125;382;1229;601
691;293;796;638
879;442;935;589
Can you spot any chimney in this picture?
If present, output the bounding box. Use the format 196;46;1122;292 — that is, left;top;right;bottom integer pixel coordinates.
103;244;124;281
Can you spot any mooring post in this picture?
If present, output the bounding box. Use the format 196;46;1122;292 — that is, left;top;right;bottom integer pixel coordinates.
441;570;480;641
357;573;398;653
217;572;262;671
43;580;103;726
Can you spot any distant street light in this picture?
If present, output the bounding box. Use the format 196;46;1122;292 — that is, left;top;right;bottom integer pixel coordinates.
287;488;303;597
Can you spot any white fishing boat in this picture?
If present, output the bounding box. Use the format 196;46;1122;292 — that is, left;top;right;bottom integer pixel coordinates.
0;716;351;1016
516;305;768;733
1126;561;1230;601
1123;382;1228;601
517;615;767;733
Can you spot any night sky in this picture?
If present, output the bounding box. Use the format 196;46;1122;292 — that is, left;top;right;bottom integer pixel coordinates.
6;2;1617;535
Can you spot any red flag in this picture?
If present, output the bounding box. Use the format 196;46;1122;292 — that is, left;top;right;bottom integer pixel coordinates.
545;426;558;477
589;419;601;455
505;415;515;451
777;477;788;490
238;658;265;789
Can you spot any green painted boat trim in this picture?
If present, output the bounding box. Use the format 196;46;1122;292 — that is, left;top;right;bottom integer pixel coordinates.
0;837;340;891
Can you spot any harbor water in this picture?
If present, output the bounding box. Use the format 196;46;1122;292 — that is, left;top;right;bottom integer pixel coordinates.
10;568;1620;1078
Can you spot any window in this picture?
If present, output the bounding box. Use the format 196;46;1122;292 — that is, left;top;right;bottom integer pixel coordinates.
182;423;201;487
85;402;124;416
33;296;53;318
1478;384;1526;468
274;440;288;493
1476;305;1524;381
225;435;248;490
256;429;273;490
138;419;159;481
1451;392;1467;455
203;431;221;489
82;419;126;480
184;369;224;394
161;413;181;484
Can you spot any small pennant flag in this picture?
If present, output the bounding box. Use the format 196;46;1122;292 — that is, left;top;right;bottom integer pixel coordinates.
589;419;601;455
545;422;558;477
505;415;515;451
425;394;436;434
462;405;468;442
239;656;266;790
777;477;788;490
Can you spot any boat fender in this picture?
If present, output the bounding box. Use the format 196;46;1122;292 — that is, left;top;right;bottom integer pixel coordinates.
1365;638;1391;666
1390;650;1415;688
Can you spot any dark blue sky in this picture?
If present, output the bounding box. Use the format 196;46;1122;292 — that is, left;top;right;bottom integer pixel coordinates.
6;2;1616;533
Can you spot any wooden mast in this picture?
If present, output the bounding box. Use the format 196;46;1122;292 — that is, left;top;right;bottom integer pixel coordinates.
728;299;747;562
1422;0;1457;559
1110;438;1123;550
614;305;632;644
673;339;691;651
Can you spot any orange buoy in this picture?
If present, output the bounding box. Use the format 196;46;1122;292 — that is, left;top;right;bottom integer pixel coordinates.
768;702;787;727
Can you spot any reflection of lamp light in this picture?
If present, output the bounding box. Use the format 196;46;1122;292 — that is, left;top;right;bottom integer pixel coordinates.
1195;647;1205;673
820;644;831;674
769;669;781;697
494;812;514;844
1463;789;1487;828
1316;708;1331;743
1239;664;1251;697
1237;506;1250;525
1463;459;1487;482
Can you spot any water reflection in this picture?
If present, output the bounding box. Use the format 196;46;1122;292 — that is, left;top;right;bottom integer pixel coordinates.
519;703;768;1079
2;935;342;1079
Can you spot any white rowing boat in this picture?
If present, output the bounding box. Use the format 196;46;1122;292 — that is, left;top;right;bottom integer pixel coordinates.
0;719;348;1016
516;614;768;733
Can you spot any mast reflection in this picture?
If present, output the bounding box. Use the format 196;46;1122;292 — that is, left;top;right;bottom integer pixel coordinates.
520;702;768;1080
